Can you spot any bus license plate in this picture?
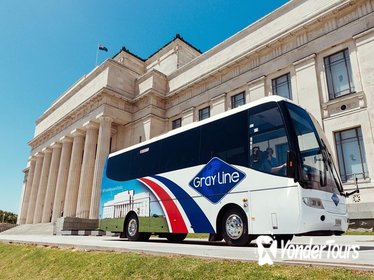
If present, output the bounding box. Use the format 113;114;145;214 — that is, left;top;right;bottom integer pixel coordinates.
335;219;342;226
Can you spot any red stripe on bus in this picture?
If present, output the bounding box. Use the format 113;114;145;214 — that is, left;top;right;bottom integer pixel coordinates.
139;177;188;233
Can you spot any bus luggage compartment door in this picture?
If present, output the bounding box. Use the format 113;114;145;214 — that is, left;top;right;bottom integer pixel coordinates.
249;185;300;235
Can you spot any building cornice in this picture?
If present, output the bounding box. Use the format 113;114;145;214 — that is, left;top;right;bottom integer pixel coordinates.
137;67;167;81
166;0;358;96
28;88;132;149
163;1;374;113
36;59;138;126
353;26;374;45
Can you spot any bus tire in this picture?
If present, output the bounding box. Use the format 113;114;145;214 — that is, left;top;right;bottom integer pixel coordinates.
125;213;150;241
222;208;250;246
166;233;187;242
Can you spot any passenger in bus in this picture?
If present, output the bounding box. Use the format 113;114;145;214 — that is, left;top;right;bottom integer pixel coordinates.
262;147;287;174
250;146;263;171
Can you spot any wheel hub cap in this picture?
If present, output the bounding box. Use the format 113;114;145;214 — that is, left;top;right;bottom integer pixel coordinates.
226;214;243;240
128;219;137;237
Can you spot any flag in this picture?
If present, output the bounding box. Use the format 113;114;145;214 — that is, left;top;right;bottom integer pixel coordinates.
98;44;108;52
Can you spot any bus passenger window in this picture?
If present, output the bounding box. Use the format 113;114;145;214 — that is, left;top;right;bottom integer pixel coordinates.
200;111;248;166
249;103;289;176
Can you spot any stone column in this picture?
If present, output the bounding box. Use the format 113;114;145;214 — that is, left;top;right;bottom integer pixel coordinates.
182;107;195;126
18;157;36;224
89;116;112;219
247;76;266;102
63;129;85;217
76;122;99;218
41;142;62;223
33;148;53;224
26;153;44;224
52;136;73;223
293;54;323;124
211;93;226;115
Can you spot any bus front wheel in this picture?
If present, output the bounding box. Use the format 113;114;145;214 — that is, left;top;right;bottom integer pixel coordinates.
125;213;150;241
222;208;250;246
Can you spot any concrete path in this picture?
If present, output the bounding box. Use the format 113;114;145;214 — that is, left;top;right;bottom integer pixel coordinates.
0;234;373;271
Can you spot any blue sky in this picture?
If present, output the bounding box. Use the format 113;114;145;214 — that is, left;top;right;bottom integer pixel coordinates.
0;0;288;214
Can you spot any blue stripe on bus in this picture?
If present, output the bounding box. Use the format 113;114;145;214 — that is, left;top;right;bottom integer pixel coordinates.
152;175;215;233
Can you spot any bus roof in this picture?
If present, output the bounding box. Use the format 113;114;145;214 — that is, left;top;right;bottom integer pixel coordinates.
109;96;293;158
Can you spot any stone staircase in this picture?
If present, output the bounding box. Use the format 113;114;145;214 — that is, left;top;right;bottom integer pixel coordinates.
0;220;117;237
0;223;53;235
0;223;17;233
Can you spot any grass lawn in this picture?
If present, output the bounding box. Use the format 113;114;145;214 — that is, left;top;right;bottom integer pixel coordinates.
187;233;209;239
344;231;374;235
0;243;373;280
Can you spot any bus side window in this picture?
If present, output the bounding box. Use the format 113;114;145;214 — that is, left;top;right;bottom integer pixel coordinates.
106;150;134;181
249;103;289;176
132;142;162;179
162;128;201;172
200;111;247;166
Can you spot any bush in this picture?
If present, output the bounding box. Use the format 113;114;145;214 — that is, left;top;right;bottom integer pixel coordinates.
0;210;18;224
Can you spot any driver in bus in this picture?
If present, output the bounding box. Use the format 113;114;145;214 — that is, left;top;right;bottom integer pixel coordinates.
262;147;287;174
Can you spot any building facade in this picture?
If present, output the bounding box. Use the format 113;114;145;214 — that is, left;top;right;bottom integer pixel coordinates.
18;0;374;228
102;190;150;219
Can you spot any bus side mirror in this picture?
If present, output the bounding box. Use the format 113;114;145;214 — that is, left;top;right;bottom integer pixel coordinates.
345;174;360;197
287;151;297;178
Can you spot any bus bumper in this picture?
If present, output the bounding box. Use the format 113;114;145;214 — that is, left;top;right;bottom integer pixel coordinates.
297;209;349;235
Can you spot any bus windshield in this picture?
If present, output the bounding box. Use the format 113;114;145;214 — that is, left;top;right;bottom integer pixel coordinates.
286;103;343;194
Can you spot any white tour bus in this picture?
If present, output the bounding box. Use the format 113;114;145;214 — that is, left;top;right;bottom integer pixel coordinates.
99;96;352;246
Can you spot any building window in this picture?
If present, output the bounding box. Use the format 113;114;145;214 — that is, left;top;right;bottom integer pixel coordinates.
272;73;292;99
231;92;246;108
324;49;355;100
172;118;181;130
199;106;210;121
334;127;368;182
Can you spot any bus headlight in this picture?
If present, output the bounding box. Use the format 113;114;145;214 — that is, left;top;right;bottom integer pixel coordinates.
303;197;324;209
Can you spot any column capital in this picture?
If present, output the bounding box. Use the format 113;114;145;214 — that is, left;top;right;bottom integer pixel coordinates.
83;121;99;130
292;53;316;67
60;135;73;143
182;107;195;115
247;75;266;86
28;156;37;162
42;147;52;154
34;152;44;159
50;142;62;149
71;128;85;137
96;114;113;123
211;93;226;102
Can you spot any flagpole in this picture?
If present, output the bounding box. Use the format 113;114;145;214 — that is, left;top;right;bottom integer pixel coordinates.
95;44;99;67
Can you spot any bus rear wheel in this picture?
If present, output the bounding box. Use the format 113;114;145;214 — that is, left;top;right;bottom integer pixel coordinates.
222;208;250;246
125;213;151;241
166;233;187;242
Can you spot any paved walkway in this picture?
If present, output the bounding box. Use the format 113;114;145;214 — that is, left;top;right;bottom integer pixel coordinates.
0;233;374;270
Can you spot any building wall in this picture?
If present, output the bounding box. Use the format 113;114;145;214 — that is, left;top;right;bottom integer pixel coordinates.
103;190;150;219
18;0;374;226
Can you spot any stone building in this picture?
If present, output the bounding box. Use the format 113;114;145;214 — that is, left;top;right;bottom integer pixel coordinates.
102;190;151;219
18;0;374;228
